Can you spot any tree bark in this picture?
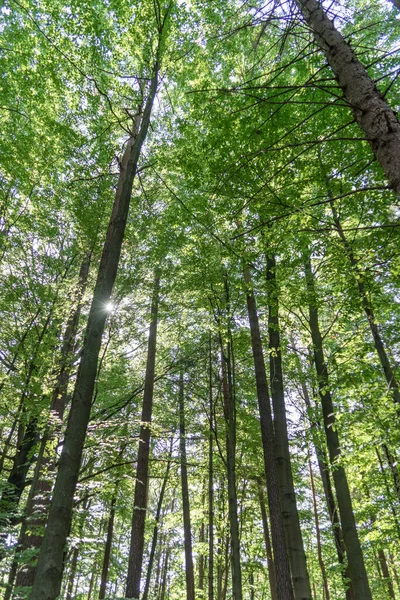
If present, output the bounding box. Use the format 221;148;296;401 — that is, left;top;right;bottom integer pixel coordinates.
295;0;400;195
257;480;278;600
98;480;119;600
30;47;161;599
126;268;161;599
179;371;196;600
309;459;330;600
208;334;215;600
220;336;243;600
303;251;372;600
142;438;173;600
15;255;91;588
244;266;294;600
266;254;311;600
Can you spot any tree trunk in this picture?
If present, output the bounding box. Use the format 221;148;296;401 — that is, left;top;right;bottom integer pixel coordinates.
15;255;91;587
208;334;215;600
330;201;400;408
220;336;243;600
142;438;173;600
126;268;161;599
378;548;396;599
266;254;311;600
257;480;278;600
244;266;294;600
309;459;330;600
295;0;400;195
179;370;196;600
303;251;372;600
98;480;119;599
30;52;161;598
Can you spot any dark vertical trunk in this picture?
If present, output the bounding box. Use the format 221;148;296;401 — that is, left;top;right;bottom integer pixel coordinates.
294;350;354;600
142;438;173;600
159;547;170;600
179;370;196;600
220;339;243;600
65;545;79;600
266;254;311;600
30;51;161;598
303;252;372;600
126;268;161;599
330;202;400;408
309;460;330;600
98;481;119;600
295;0;400;195
257;481;278;600
15;255;91;587
243;266;293;600
378;548;396;599
208;334;214;600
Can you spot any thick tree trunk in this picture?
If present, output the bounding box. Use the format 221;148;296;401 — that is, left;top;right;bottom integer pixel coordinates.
304;252;372;600
142;438;173;600
179;371;196;600
220;338;243;600
126;269;161;599
244;266;294;600
30;53;161;600
257;481;278;600
295;0;400;195
266;254;311;600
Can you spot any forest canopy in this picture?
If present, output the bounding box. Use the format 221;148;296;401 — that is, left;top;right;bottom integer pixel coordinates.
0;0;399;599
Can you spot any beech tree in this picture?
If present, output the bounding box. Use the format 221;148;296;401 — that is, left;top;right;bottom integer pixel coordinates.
0;0;399;599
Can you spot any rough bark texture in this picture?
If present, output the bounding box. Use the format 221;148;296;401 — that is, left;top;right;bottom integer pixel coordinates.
30;58;160;600
244;266;294;600
179;372;196;600
126;270;161;599
304;252;372;600
295;0;400;196
266;254;311;600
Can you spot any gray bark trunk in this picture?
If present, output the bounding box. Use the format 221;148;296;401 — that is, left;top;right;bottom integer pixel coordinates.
295;0;400;195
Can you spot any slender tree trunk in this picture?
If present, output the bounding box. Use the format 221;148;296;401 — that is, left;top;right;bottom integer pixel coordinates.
309;459;330;600
65;545;79;600
98;481;119;600
292;341;354;599
303;251;372;600
30;48;162;598
378;548;396;599
208;334;214;600
179;371;196;600
159;547;170;600
257;480;278;600
295;0;400;195
220;339;243;600
126;268;161;599
142;438;173;600
15;255;91;587
266;254;311;600
330;201;400;408
244;266;294;600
